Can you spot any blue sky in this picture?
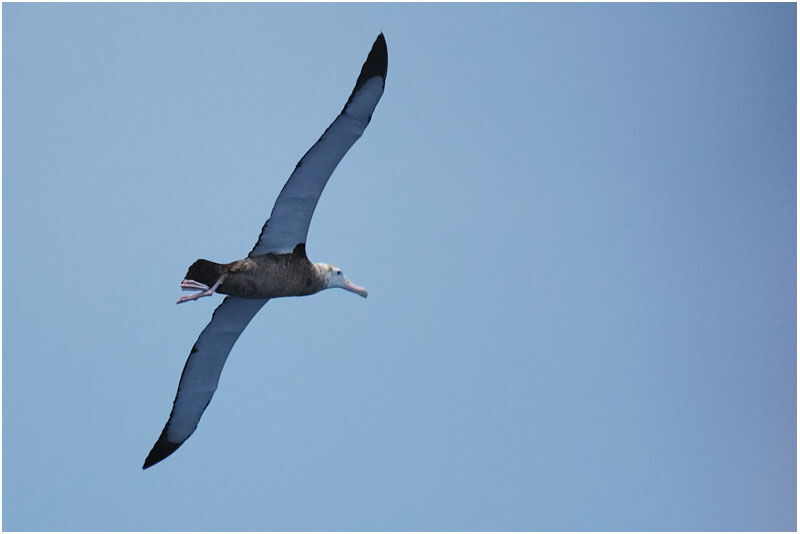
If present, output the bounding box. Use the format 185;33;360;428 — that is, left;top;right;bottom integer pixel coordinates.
3;3;796;531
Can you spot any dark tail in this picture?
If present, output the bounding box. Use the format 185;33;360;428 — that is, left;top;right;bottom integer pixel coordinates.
185;259;224;286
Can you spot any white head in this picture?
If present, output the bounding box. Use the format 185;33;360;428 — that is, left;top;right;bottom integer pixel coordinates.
318;263;368;298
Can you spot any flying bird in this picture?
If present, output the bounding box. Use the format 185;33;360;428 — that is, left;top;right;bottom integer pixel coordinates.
143;34;387;469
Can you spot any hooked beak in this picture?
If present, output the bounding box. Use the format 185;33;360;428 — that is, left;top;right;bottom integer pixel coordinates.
343;278;368;298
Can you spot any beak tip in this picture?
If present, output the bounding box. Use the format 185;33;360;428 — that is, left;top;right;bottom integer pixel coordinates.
343;281;368;298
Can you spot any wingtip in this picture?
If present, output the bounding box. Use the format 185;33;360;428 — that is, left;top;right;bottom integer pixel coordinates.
354;33;388;89
370;33;388;80
142;432;183;469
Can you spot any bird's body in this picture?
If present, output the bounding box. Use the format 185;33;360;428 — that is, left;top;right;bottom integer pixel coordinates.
185;246;326;300
143;33;387;469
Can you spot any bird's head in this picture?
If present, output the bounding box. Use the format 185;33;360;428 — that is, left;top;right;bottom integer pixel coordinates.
319;263;368;298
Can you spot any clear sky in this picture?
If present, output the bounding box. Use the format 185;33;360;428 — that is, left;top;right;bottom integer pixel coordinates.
2;2;796;531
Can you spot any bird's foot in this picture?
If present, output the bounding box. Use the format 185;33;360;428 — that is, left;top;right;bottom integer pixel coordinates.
176;276;226;304
180;280;210;291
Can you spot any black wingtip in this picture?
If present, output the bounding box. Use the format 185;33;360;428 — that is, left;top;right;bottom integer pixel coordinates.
142;431;183;469
353;33;388;91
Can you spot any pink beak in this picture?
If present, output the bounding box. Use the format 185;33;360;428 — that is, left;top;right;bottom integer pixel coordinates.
344;279;368;298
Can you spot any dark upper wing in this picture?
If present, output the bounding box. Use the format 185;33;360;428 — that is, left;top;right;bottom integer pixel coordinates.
249;33;387;256
143;297;269;469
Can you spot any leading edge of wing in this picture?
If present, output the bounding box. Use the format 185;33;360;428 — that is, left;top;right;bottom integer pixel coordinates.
249;34;387;256
143;297;269;469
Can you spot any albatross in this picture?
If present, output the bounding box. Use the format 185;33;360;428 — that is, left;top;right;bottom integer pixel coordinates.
143;34;387;469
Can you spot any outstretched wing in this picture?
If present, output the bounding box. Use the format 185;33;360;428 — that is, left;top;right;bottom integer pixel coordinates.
143;297;269;469
249;33;387;256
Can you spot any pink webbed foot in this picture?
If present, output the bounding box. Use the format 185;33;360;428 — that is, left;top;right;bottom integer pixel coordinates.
176;276;226;304
180;280;210;291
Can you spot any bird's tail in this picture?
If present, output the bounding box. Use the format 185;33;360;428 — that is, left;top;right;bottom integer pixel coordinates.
184;259;225;287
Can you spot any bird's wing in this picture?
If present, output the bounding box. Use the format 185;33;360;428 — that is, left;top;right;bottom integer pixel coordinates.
143;296;269;469
249;33;387;256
